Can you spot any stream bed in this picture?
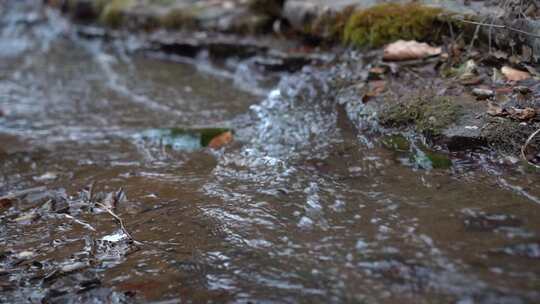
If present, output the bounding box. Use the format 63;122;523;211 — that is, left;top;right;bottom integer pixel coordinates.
1;1;540;303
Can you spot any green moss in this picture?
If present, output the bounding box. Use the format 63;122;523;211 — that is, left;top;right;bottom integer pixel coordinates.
380;96;462;137
410;145;452;170
380;133;452;170
482;118;539;155
99;0;135;27
424;150;452;169
343;3;443;48
159;8;199;29
381;134;410;152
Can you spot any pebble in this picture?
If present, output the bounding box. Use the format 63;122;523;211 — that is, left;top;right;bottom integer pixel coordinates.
472;88;494;99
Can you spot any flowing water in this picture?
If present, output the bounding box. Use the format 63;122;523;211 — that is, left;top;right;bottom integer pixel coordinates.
1;1;540;303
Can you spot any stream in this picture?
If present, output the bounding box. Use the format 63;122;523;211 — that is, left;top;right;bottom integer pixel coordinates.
1;1;540;303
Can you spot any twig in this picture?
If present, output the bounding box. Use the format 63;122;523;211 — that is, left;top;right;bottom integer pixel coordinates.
459;19;540;39
468;24;481;55
94;202;188;255
95;202;141;245
58;213;97;232
521;127;540;168
499;177;540;205
0;186;47;201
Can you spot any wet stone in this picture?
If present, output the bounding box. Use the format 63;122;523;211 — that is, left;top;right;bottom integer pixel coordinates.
496;242;540;259
463;211;523;232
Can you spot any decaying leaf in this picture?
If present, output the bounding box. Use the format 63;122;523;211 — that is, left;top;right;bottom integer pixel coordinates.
0;198;12;212
487;103;537;121
208;131;233;149
383;40;441;61
501;66;530;82
487;102;505;117
513;86;531;94
368;66;386;78
362;80;386;103
508;107;536;121
494;87;513;94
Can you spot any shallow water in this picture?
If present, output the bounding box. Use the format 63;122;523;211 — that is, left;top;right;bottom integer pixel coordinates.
1;2;540;303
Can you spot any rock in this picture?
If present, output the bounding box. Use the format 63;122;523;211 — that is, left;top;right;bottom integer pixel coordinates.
464;212;523;232
497;242;540;259
441;125;487;151
33;172;58;182
513;85;532;94
472;88;495;100
282;0;500;43
50;0;279;33
15;251;35;260
253;50;328;72
150;31;268;59
66;0;100;21
379;95;462;137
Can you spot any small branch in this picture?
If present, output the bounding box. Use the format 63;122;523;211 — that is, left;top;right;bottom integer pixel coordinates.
95;202;141;245
94;195;186;256
468;24;481;54
58;213;97;232
459;19;540;39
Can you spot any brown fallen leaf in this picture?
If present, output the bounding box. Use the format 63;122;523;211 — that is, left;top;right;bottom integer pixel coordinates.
362;80;386;103
0;198;12;213
508;107;536;121
494;87;513;94
501;66;530;82
208;131;233;149
383;40;441;61
513;86;531;94
487;102;506;117
369;66;386;75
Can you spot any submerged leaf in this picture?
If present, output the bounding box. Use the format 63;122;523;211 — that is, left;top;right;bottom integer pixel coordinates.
137;128;232;151
362;80;386;103
208;131;233;149
0;198;12;212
